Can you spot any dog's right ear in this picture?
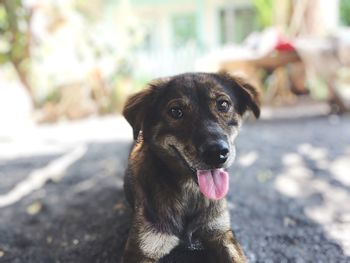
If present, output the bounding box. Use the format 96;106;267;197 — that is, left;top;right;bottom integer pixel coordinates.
123;88;153;140
123;79;167;140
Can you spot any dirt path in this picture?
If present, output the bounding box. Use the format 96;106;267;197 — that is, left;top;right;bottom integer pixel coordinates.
0;115;349;262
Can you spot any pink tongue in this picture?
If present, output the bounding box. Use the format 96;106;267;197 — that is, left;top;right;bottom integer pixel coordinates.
197;169;229;200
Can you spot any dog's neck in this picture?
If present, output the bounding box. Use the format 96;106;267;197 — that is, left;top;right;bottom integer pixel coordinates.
134;141;221;236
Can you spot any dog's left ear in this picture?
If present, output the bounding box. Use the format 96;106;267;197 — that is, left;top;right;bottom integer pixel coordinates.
217;72;261;118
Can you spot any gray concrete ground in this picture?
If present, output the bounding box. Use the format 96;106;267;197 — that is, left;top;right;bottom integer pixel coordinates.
0;113;349;263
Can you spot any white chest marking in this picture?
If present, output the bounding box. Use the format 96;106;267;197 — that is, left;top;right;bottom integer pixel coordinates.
139;226;179;259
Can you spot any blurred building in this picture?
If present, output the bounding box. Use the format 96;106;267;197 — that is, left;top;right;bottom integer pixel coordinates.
127;0;256;50
111;0;257;77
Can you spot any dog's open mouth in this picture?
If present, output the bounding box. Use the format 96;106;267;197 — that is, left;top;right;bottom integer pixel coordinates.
170;145;229;200
197;169;229;200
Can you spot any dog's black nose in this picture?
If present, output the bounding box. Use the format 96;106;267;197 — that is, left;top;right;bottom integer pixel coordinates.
202;140;229;166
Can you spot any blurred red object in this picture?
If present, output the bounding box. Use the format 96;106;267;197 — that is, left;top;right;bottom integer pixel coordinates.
275;37;295;52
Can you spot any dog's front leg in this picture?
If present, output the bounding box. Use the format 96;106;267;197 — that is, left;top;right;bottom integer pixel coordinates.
201;211;246;263
122;220;179;263
205;229;246;263
122;233;154;263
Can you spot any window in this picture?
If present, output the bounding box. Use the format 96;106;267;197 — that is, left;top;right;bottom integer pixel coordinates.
138;20;157;51
340;0;350;26
172;13;197;47
220;6;257;44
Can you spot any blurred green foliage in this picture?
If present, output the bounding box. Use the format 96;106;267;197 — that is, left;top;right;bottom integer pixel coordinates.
340;0;350;26
253;0;273;28
0;0;32;96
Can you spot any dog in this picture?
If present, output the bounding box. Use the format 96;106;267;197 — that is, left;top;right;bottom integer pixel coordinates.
121;72;260;263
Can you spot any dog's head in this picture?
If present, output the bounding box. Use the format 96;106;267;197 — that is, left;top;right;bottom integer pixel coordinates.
123;72;260;200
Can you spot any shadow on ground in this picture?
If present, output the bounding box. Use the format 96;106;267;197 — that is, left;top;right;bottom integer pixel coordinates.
0;116;349;262
0;141;131;263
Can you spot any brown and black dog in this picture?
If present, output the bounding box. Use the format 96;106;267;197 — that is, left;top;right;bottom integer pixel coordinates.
122;72;260;263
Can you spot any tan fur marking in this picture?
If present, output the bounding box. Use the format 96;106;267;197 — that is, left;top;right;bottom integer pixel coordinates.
224;242;244;262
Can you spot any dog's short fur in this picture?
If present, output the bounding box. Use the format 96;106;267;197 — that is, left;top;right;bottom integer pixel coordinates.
122;72;260;263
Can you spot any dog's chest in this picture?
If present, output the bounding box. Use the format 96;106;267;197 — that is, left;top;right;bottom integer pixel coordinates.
177;202;213;250
177;186;215;240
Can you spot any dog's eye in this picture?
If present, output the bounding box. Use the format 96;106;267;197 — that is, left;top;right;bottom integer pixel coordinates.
217;100;230;112
169;107;183;119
